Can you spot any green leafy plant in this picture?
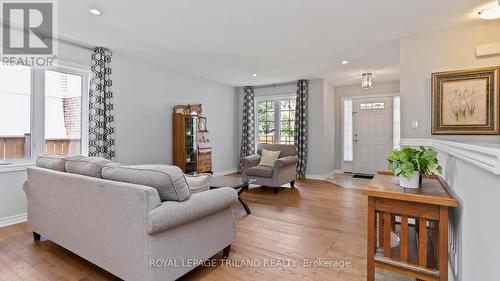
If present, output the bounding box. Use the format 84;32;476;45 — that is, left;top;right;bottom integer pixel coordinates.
387;146;442;179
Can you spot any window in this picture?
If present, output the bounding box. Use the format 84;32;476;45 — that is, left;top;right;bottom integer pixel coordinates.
360;102;384;110
257;101;275;144
256;97;296;145
0;66;31;160
0;65;88;163
45;70;84;156
393;96;401;149
343;99;353;161
279;99;296;145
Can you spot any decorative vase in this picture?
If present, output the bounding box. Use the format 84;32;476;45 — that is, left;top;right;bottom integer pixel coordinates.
398;171;420;189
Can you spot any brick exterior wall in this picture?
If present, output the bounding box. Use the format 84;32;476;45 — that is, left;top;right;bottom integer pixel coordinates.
62;97;81;139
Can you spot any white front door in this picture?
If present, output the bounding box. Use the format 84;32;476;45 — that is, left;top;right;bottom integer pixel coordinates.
353;97;393;175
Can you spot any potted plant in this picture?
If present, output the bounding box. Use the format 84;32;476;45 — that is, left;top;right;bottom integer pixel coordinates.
387;146;442;189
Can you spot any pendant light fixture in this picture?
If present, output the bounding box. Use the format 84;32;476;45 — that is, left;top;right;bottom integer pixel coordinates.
361;73;373;90
478;1;500;20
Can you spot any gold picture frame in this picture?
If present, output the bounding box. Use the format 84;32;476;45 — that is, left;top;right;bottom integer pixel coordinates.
432;66;499;135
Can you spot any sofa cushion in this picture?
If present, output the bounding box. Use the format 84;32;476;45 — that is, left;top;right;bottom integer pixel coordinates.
65;156;113;178
247;165;274;178
147;187;237;234
185;173;212;194
102;165;191;202
36;154;66;172
258;149;280;167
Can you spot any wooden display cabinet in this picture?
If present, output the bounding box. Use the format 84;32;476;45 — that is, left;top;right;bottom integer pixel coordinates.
172;104;212;174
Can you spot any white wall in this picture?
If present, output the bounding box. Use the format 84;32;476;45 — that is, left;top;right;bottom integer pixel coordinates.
112;53;239;170
0;170;29;224
400;22;500;142
438;149;500;281
334;81;400;170
0;41;239;224
237;78;335;179
400;22;500;281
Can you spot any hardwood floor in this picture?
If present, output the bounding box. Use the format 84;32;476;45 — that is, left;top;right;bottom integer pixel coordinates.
0;179;411;281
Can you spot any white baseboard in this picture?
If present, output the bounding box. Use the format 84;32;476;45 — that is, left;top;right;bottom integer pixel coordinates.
0;213;27;228
213;168;239;176
306;169;337;180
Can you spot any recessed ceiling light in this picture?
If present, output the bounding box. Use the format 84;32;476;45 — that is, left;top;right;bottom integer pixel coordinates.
251;73;258;77
87;8;102;16
340;60;350;65
478;2;500;20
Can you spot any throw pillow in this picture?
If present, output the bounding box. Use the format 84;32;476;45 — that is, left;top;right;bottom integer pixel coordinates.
65;156;113;178
259;149;281;167
36;154;66;172
185;173;212;194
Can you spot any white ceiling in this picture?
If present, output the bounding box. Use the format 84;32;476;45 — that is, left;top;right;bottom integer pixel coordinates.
59;0;494;86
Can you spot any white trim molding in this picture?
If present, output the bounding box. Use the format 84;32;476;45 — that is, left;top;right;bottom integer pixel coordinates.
213;168;239;176
0;162;34;173
306;169;336;180
400;138;500;175
0;213;27;228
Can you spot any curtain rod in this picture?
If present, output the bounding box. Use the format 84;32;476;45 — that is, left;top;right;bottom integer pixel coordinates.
252;81;297;89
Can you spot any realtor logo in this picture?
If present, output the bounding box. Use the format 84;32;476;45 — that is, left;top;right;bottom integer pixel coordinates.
1;1;57;66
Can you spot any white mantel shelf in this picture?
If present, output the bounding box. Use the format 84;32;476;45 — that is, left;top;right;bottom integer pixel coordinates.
400;139;500;175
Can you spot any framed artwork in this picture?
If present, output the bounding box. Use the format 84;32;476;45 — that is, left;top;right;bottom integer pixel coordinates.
198;117;207;132
432;66;499;135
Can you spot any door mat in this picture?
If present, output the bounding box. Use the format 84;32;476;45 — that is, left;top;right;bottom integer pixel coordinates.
353;174;374;179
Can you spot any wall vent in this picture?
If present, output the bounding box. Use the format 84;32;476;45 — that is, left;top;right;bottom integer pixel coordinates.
476;42;500;57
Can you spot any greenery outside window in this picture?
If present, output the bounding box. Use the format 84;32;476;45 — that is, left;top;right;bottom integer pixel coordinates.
256;96;296;146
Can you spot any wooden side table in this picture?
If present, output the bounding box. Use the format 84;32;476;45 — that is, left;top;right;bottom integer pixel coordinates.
362;172;458;281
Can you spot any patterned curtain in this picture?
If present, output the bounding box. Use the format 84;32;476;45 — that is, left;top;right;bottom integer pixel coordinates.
239;86;255;170
295;80;309;178
88;47;116;160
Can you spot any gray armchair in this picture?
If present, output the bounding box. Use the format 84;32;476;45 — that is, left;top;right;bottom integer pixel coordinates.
241;144;298;194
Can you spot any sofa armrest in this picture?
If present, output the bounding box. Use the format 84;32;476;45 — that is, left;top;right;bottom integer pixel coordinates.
147;187;238;235
275;155;299;168
241;154;261;169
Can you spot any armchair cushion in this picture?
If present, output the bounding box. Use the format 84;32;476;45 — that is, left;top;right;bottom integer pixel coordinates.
147;187;237;235
247;165;274;178
275;155;299;168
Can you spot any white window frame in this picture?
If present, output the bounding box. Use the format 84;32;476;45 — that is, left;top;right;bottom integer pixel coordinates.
0;64;90;170
254;94;296;149
343;99;353;162
393;96;401;149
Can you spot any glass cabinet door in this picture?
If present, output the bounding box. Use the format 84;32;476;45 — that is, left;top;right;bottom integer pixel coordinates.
184;116;197;173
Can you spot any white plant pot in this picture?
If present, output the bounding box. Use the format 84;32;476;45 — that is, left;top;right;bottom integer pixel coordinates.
398;172;420;189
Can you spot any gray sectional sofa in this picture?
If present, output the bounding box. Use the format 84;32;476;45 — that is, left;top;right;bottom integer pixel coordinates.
24;155;238;281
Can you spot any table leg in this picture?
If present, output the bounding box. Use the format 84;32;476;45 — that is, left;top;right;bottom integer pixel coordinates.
367;197;375;281
439;206;448;281
238;184;251;215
